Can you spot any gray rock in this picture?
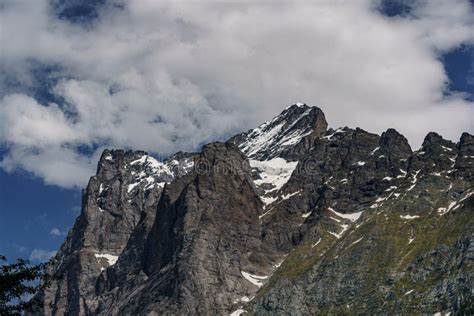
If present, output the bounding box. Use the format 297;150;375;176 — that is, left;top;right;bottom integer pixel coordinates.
29;105;474;315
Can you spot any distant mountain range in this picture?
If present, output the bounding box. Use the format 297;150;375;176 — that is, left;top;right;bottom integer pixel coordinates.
29;104;473;315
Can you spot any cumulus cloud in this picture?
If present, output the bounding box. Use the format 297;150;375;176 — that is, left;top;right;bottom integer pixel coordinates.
49;227;65;236
0;0;473;188
29;248;56;262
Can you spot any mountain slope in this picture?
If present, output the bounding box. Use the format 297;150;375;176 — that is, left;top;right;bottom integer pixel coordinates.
249;132;474;314
30;104;473;315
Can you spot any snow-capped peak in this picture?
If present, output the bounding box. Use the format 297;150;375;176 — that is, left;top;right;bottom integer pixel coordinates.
285;102;308;109
232;104;327;160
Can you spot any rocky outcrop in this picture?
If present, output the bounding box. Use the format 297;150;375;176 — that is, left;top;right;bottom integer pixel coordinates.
30;104;473;315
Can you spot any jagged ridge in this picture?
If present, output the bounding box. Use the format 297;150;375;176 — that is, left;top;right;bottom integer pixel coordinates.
30;104;474;315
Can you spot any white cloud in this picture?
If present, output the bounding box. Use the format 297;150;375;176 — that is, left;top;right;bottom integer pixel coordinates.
0;0;473;188
0;94;80;147
49;227;65;236
29;248;56;262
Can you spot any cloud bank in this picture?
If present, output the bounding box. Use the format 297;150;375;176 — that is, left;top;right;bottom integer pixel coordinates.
0;0;473;188
29;248;56;262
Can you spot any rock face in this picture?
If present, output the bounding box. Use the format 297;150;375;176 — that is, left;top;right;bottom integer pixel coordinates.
30;104;473;315
32;150;196;315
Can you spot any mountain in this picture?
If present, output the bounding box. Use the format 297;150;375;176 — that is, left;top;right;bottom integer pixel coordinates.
29;104;473;315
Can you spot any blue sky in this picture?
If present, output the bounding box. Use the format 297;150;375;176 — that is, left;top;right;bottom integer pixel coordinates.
0;169;80;262
0;0;473;263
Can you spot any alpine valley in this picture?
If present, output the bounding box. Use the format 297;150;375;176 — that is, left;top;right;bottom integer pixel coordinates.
29;104;473;315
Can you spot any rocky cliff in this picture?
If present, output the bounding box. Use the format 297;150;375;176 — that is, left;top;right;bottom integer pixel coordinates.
30;104;473;315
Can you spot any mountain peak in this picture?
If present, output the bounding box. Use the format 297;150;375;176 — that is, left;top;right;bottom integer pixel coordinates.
230;104;327;160
284;102;310;110
421;131;456;152
460;132;473;144
379;128;412;156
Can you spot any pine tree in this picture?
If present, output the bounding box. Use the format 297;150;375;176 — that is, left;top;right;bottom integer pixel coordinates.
0;255;51;315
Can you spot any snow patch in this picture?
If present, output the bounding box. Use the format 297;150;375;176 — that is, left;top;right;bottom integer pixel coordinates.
329;207;363;222
400;215;420;220
437;191;472;216
230;309;246;316
273;257;286;269
286;102;306;109
233;296;250;304
370;147;380;156
104;155;113;162
250;158;298;194
131;155;173;177
385;186;397;192
348;237;363;247
322;128;345;140
329;224;349;239
130;155;149;165
281;190;301;200
250;158;299;208
127;182;140;193
94;253;118;266
458;191;473;203
301;211;312;218
126;154;181;193
397;169;407;178
375;196;387;203
407;169;421;191
261;196;278;208
241;271;268;287
438;201;457;215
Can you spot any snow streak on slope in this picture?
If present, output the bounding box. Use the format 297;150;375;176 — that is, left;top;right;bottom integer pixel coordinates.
241;271;268;287
237;104;317;159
